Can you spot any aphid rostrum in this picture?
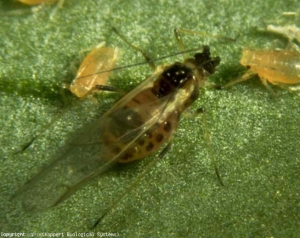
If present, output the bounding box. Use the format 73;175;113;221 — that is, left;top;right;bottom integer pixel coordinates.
13;29;220;214
223;48;300;93
69;42;119;98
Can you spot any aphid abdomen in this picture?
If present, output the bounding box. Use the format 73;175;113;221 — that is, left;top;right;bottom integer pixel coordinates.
241;49;300;85
117;113;180;163
102;87;180;163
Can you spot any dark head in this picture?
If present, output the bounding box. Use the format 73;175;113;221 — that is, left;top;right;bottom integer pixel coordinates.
194;46;220;74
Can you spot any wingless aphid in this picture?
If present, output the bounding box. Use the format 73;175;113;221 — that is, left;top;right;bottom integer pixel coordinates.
13;29;220;219
69;42;119;98
223;48;300;94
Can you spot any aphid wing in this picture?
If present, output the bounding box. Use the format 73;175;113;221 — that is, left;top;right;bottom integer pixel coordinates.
15;66;166;212
14;116;116;212
106;65;165;109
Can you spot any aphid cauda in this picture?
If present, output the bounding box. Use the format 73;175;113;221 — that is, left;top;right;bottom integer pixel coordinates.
13;29;220;214
69;42;119;98
223;48;300;93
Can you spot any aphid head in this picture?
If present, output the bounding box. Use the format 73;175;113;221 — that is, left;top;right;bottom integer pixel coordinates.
240;48;254;67
194;46;221;75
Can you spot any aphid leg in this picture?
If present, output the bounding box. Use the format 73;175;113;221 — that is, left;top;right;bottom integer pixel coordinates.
14;106;72;153
112;27;156;70
200;108;224;186
286;85;300;91
185;108;224;186
174;28;237;48
223;69;277;96
174;29;188;59
92;142;173;229
48;0;64;21
223;70;258;89
260;78;276;96
94;85;125;94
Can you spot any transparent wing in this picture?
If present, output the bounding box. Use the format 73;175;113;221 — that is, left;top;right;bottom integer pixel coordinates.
14;66;178;212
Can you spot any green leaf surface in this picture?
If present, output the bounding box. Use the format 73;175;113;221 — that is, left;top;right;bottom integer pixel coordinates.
1;0;300;236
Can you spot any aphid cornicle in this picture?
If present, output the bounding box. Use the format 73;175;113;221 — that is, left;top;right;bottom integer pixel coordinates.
224;48;300;93
14;31;220;213
69;42;119;98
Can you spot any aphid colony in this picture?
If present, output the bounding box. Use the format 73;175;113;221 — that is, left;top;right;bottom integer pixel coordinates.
13;20;300;226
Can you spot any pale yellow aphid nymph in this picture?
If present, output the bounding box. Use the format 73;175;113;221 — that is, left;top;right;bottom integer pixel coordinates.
69;43;119;98
224;48;300;92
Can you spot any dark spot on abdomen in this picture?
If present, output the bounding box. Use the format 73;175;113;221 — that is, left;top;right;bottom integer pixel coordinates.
156;134;164;143
146;142;154;151
163;121;172;133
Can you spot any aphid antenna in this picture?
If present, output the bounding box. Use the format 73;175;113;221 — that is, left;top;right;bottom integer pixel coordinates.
110;27;234;76
112;27;156;70
175;28;238;44
75;46;206;81
81;27;234;83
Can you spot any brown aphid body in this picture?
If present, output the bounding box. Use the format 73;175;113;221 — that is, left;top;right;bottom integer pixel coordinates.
14;46;220;212
101;46;220;163
70;43;119;98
